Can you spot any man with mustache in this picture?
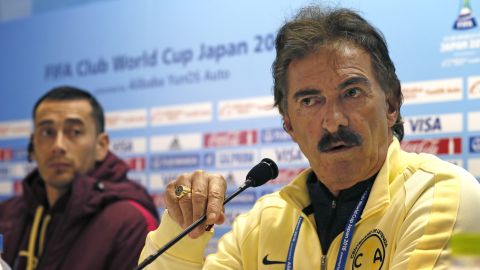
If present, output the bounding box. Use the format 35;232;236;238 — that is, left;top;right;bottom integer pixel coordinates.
140;5;480;269
0;86;159;270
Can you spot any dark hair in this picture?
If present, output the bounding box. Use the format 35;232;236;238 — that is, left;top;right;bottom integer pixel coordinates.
32;86;105;134
272;6;404;141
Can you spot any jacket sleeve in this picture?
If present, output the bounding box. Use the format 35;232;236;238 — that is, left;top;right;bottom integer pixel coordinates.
106;201;159;270
139;211;213;270
390;168;480;270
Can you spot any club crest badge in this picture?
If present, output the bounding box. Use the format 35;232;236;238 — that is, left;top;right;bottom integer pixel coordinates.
350;229;388;269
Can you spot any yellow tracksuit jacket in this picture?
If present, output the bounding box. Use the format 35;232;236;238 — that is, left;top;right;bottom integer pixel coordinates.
140;138;480;269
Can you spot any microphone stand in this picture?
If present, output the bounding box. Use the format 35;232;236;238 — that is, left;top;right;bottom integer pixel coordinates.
135;179;253;270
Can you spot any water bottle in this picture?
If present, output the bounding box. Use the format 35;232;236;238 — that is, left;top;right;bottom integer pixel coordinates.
449;233;480;269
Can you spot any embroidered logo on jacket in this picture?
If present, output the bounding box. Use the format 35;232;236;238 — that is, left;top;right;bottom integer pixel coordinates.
262;254;286;265
350;229;388;269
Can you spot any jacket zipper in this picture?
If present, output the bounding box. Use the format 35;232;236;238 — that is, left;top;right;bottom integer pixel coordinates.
321;255;327;270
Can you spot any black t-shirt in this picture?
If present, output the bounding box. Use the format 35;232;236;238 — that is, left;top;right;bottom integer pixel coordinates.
305;172;375;254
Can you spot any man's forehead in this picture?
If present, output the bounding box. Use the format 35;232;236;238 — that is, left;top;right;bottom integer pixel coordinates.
288;45;373;86
34;99;94;123
299;43;370;70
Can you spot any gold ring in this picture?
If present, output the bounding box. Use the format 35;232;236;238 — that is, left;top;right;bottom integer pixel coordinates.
175;185;192;200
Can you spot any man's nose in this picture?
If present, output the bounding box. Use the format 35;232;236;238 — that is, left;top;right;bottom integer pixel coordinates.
321;100;348;133
52;132;67;155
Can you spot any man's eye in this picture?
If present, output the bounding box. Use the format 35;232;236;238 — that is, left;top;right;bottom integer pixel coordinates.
300;97;317;107
344;88;361;98
69;129;82;136
40;128;54;137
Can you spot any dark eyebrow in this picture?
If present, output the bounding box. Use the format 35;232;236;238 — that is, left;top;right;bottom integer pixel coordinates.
36;118;85;127
292;89;322;102
37;119;54;127
65;118;85;127
336;76;371;90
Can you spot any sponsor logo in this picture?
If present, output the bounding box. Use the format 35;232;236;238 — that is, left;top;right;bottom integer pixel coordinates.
468;112;480;131
470;136;480;153
105;109;147;130
453;0;477;30
204;130;257;148
124;156;146;171
351;229;388;269
468;76;480;99
150;154;200;170
404;113;462;135
401;137;462;155
218;96;277;120
261;128;292;144
150;102;212;126
261;147;308;164
0;120;31;140
110;137;146;154
401;78;463;105
215;149;258;168
262;255;286;265
150;133;202;152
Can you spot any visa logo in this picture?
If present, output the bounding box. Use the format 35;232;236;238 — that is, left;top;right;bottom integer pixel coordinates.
111;140;133;153
275;148;303;163
408;117;442;133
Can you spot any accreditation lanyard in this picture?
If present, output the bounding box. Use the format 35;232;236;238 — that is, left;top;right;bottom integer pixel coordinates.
334;186;371;270
285;186;371;270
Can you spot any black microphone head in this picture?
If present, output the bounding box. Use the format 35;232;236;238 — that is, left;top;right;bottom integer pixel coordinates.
245;158;279;187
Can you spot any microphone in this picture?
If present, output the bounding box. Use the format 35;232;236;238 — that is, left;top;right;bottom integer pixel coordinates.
135;158;278;270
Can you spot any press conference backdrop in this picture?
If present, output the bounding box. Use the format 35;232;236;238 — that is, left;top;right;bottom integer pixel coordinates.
1;0;480;254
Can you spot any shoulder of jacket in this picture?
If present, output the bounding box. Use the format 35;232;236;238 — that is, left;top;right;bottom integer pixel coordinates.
95;200;151;225
408;153;473;182
400;153;476;209
0;195;25;214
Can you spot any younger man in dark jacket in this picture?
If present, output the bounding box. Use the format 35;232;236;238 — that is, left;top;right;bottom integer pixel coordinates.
0;86;159;270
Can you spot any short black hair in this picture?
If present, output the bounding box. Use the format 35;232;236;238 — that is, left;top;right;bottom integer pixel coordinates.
32;86;105;134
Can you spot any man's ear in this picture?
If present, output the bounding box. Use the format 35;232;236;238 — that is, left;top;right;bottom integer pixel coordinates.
386;103;399;129
28;134;35;162
283;115;297;142
95;132;110;161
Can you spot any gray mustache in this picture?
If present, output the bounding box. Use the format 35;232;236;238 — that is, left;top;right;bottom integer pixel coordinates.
317;127;362;152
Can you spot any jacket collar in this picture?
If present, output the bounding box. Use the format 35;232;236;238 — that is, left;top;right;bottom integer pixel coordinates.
279;137;408;218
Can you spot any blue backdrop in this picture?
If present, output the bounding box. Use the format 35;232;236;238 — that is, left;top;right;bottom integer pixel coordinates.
1;0;479;254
